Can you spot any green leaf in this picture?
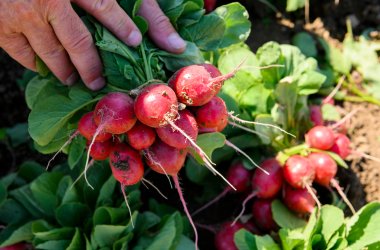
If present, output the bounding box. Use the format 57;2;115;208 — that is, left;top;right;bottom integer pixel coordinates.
6;123;29;147
320;205;345;246
296;70;326;95
68;136;86;169
93;207;128;226
30;172;64;217
67;228;84;250
254;115;282;145
157;41;204;72
0;199;30;225
179;13;225;51
36;56;50;77
28;85;97;146
55;203;91;227
146;212;183;250
17;161;44;183
286;0;305;11
92;225;128;248
234;229;256;250
346;202;380;250
185;157;210;184
34;227;75;241
254;234;281;250
10;185;46;218
256;41;284;86
96;175;117;207
176;235;195;250
193;132;226;163
214;3;251;48
0;221;33;247
271;200;307;229
318;38;351;74
321;104;341;121
292;32;317;58
279;228;305;250
35;240;71;250
56;176;80;205
134;211;161;236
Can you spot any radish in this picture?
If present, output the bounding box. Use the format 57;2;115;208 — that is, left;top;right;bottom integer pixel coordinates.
242;220;261;235
0;243;31;250
94;92;137;134
330;133;351;159
78;112;112;142
309;105;323;126
215;222;244;250
109;143;144;228
251;199;278;233
145;139;199;250
283;155;321;211
283;184;316;213
308;152;356;214
204;0;217;13
192;161;251;216
195;96;228;133
134;84;178;128
87;139;113;161
126;121;156;150
156;109;198;149
305;125;335;150
201;63;222;77
232;158;283;225
168;64;237;106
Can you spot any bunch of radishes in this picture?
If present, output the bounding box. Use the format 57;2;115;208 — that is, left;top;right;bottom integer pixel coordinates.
72;63;250;250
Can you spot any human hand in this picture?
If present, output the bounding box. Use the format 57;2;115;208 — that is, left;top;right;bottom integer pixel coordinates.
0;0;186;90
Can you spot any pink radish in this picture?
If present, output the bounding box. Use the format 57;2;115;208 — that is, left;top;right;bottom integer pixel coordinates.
305;126;335;150
201;63;222;77
283;184;316;213
0;243;31;250
308;152;355;214
126;122;156;150
195;96;228;133
145;139;199;250
78;112;112;142
243;220;261;235
204;0;217;13
251;199;278;233
156;109;198;149
87;140;113;161
214;222;244;250
330;133;351;159
134;84;178;128
232;158;283;225
192;161;251;216
109;143;144;228
94;92;137;134
168;64;237;106
309;105;323;126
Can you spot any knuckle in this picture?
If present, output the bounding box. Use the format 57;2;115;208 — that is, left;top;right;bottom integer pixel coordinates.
151;14;172;31
40;45;65;59
92;0;115;13
67;34;93;53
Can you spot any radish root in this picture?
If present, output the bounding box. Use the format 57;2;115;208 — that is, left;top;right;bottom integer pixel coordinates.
330;179;356;214
192;188;229;216
46;130;79;170
121;185;135;228
305;184;321;215
231;191;257;226
143;150;173;189
142;178;168;200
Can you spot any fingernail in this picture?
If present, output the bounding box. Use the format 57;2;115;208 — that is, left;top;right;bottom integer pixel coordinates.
89;77;106;91
65;72;79;86
168;33;186;51
126;30;142;47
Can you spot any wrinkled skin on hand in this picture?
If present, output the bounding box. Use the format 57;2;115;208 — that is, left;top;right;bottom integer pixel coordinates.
0;0;186;90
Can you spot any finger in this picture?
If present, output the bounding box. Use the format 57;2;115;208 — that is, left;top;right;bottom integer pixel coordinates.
0;33;36;71
73;0;142;47
22;21;77;86
138;0;186;53
49;3;104;90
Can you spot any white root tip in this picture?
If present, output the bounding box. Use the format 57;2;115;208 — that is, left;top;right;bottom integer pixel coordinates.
121;185;135;228
228;121;270;139
46;130;79;170
142;178;168;200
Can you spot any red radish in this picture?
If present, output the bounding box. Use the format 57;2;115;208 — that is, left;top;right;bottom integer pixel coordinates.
145;140;188;176
109;143;144;228
145;139;199;250
252;199;278;233
232;159;283;225
307;152;337;187
78;112;112;142
201;63;221;77
134;84;178;128
308;152;356;214
156;109;198;149
243;220;261;235
126;122;156;150
168;64;237;106
215;222;244;250
204;0;217;13
0;243;31;250
192;161;251;216
109;143;144;186
309;105;323;126
283;184;316;214
94;92;137;134
87;140;113;161
305;126;335;150
283;155;315;189
195;96;228;133
330;133;351;159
